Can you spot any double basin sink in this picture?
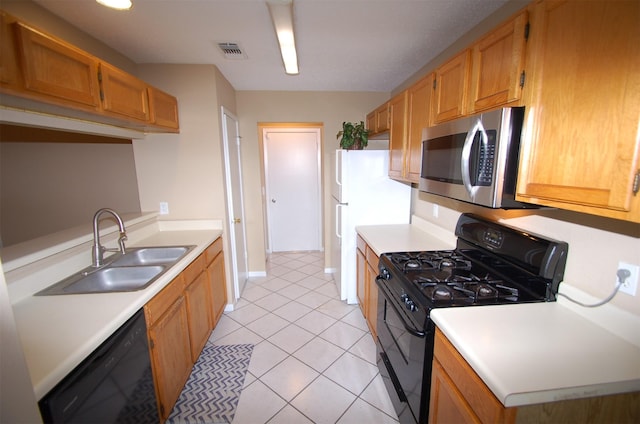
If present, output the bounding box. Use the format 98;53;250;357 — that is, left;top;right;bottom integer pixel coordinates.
36;245;196;295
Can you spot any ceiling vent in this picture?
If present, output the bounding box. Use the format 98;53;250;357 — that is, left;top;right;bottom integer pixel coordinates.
217;42;247;60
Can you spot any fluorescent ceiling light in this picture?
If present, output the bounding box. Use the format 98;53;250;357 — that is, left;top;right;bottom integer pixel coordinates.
267;0;299;75
96;0;132;10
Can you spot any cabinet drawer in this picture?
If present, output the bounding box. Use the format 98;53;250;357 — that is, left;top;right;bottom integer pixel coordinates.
183;253;205;284
365;246;378;269
357;235;366;254
205;237;223;265
144;274;185;326
433;329;504;424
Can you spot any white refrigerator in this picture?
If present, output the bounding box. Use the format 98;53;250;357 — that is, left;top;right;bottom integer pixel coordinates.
331;149;412;304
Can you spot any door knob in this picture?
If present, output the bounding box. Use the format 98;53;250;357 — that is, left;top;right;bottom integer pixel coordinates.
233;218;241;224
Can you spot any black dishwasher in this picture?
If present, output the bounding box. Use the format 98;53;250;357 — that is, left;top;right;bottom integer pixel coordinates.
38;309;159;423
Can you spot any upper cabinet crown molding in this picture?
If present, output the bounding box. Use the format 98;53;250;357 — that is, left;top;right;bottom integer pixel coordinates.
0;9;179;134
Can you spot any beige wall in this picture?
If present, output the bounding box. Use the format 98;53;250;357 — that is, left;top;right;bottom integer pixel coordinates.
134;64;229;221
236;91;390;272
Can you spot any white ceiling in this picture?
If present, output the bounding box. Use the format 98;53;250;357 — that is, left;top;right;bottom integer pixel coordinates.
32;0;510;92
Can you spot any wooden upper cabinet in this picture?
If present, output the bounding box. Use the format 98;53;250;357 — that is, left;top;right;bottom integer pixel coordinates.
406;73;434;183
469;10;528;113
367;102;390;135
517;0;640;222
148;86;179;131
99;62;150;122
432;49;471;124
388;91;408;179
13;21;100;110
0;11;19;88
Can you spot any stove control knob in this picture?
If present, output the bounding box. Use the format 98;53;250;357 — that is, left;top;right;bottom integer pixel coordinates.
405;299;418;312
380;268;391;280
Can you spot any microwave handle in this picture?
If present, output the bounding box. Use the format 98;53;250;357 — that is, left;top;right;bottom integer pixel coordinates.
461;119;487;198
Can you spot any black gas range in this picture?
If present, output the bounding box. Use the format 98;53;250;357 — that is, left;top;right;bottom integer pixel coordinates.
375;213;568;424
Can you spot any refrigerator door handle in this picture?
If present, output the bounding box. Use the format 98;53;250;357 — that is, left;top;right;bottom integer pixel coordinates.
335;204;343;239
335;151;343;194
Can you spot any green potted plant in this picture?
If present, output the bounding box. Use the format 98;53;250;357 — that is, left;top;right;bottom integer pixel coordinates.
336;121;370;150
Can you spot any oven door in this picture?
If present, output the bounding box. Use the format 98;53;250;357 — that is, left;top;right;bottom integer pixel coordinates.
376;277;427;424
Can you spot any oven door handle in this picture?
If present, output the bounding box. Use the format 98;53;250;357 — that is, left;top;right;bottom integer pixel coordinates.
376;276;426;338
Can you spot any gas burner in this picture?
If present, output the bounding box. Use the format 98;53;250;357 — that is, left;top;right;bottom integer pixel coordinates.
431;285;454;302
404;260;422;272
476;284;498;299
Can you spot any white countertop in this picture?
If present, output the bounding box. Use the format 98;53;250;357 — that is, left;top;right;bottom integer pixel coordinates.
356;219;640;408
431;303;640;407
6;218;222;399
356;216;456;256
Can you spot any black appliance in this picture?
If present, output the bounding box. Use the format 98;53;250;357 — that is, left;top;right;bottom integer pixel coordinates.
375;213;568;424
39;309;159;424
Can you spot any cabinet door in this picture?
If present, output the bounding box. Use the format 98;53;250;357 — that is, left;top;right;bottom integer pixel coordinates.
99;62;150;122
376;103;390;133
517;0;640;222
366;259;378;340
13;22;100;110
356;245;367;315
185;271;211;363
0;11;19;89
149;86;180;131
207;251;227;328
429;360;481;424
147;297;192;421
406;73;434;182
469;10;528;112
388;91;408;179
432;49;471;124
366;111;376;134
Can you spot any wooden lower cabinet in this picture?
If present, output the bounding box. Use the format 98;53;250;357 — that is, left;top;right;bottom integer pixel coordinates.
430;328;640;424
145;237;226;421
356;235;379;339
208;254;226;326
145;276;192;421
184;271;211;363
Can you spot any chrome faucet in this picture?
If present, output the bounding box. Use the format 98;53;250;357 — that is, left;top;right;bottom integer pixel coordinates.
92;208;127;267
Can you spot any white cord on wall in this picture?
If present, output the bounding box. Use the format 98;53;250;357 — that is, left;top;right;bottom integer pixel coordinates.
558;269;631;308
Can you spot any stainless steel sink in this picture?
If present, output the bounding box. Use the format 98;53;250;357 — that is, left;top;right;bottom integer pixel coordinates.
36;245;196;295
111;245;195;266
37;265;166;295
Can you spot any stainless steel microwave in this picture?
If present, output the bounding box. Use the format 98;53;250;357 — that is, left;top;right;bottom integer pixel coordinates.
419;107;535;209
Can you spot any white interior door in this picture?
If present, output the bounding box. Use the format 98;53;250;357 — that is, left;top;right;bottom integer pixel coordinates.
221;107;248;300
263;128;322;252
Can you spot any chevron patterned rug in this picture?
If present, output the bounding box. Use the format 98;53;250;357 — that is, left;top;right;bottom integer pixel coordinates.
167;343;254;424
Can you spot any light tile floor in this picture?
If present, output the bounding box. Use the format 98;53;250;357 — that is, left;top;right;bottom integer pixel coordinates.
207;251;400;424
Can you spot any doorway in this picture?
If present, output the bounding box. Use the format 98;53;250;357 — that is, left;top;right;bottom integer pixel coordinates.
260;125;323;253
221;107;248;301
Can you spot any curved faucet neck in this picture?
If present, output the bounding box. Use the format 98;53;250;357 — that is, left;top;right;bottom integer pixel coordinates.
92;208;127;267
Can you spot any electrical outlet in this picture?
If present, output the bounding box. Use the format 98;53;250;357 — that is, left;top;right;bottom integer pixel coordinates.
432;204;439;218
159;202;169;215
617;262;639;296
